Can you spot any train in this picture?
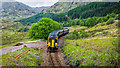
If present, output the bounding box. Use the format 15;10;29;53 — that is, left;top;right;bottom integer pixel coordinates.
47;28;69;51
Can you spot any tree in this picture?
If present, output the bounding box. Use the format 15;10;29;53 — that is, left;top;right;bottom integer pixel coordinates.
96;17;103;23
29;18;61;39
86;18;96;27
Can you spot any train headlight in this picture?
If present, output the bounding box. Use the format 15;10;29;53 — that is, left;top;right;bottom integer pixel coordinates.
55;43;57;46
48;42;50;46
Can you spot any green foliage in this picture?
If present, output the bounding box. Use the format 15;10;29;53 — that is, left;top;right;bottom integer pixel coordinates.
79;29;91;38
15;13;68;24
18;26;29;32
117;13;120;20
68;2;120;19
63;13;116;27
1;32;29;45
1;20;26;33
62;37;119;66
118;20;120;27
1;47;43;66
29;18;61;39
65;29;91;40
105;18;115;25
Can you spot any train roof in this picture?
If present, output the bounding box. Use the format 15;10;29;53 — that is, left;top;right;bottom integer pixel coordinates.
48;29;63;38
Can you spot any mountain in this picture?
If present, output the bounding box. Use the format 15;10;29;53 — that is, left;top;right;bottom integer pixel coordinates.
15;2;120;25
0;2;49;22
1;2;36;22
68;2;120;19
42;2;89;13
32;6;50;13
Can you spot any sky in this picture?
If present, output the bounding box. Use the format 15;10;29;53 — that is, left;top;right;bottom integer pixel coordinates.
15;0;59;7
1;0;119;7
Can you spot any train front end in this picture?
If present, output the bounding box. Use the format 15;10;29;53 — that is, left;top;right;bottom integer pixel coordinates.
47;34;59;51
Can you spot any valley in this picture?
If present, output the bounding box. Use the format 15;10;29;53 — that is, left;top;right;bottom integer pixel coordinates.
0;1;120;67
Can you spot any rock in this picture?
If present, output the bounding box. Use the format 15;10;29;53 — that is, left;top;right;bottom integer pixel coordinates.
15;42;23;46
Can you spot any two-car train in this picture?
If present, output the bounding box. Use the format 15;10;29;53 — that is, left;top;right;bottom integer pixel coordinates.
47;28;69;51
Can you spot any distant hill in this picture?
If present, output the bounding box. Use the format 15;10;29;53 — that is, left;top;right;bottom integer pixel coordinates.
1;2;36;21
0;2;49;22
0;20;29;33
68;2;120;19
15;2;120;25
14;13;69;24
32;6;50;13
42;2;89;13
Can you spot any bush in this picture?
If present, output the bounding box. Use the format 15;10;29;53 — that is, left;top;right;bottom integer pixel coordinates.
101;22;106;26
79;29;91;38
29;18;61;39
106;18;115;25
64;29;91;40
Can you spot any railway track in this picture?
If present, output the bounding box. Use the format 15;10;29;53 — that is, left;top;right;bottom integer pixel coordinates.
48;50;61;67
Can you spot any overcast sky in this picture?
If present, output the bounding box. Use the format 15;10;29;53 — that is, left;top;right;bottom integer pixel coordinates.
15;0;59;7
1;0;119;7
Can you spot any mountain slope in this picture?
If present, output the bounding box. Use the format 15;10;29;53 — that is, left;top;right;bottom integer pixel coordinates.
0;20;29;33
32;6;50;13
1;2;36;21
14;13;69;24
42;2;89;13
68;2;120;19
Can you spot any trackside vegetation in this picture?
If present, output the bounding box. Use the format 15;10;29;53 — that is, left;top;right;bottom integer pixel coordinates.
62;37;119;67
29;18;62;40
63;13;116;27
1;32;29;49
0;47;43;66
62;16;119;67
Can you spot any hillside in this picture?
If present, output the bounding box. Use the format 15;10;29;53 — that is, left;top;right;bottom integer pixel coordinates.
1;2;49;22
14;13;69;24
0;20;29;34
32;6;50;13
62;15;119;66
68;2;120;19
16;2;120;25
0;2;36;21
42;2;88;13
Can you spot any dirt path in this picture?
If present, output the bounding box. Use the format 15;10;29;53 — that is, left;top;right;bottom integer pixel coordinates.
0;45;24;56
0;42;46;56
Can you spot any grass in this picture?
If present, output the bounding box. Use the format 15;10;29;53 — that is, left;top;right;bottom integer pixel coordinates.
0;32;47;49
62;37;119;66
0;32;30;49
0;47;43;66
62;21;119;67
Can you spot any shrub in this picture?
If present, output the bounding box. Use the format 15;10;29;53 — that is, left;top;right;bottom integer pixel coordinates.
29;18;61;39
106;18;115;25
79;29;91;38
64;29;91;40
101;22;106;26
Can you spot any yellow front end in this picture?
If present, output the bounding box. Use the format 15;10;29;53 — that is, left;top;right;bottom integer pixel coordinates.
48;37;58;48
52;39;54;48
